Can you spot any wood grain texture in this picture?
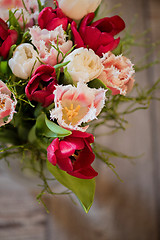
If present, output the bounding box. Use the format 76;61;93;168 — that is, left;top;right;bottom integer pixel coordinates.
0;171;47;240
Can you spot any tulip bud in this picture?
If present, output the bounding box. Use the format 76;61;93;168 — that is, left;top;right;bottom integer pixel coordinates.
57;0;102;20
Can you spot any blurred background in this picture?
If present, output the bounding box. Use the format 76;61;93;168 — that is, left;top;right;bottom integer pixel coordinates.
0;0;160;239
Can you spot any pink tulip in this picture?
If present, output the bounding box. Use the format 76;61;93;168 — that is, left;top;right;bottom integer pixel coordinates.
30;25;73;66
0;80;17;127
98;52;135;95
50;82;106;131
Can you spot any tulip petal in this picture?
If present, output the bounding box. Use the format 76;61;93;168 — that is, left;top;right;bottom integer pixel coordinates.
0;18;8;40
0;29;18;59
79;13;95;36
64;137;85;150
47;138;59;165
71;21;85;48
73;145;95;171
57;157;73;172
81;26;101;51
96;38;120;56
71;130;94;143
91;15;125;36
68;166;98;179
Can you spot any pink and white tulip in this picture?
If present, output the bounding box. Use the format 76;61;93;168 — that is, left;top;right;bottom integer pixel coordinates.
98;52;135;95
64;48;104;83
0;80;17;127
50;83;106;131
29;26;73;66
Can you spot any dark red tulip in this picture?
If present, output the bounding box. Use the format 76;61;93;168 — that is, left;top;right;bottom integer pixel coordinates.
47;130;98;179
0;18;18;59
71;13;125;56
38;7;70;31
25;65;57;107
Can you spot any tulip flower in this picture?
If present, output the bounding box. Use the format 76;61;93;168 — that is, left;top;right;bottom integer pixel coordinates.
63;47;104;83
38;7;70;31
50;82;106;131
0;80;17;127
47;130;98;179
25;65;57;107
71;13;125;56
8;43;41;79
30;25;73;66
57;0;102;20
98;52;135;95
0;18;18;60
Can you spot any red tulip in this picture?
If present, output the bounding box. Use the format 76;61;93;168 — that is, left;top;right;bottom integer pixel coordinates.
0;18;18;59
25;65;57;107
47;130;98;179
38;7;70;31
71;13;125;56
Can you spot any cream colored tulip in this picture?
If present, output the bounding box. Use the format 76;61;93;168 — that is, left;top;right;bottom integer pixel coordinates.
57;0;102;20
64;48;104;83
9;43;40;79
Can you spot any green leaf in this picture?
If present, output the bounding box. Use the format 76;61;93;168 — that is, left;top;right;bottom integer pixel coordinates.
28;125;37;144
88;78;107;89
94;5;100;18
62;67;73;85
36;114;58;138
35;113;71;139
45;115;71;137
8;44;17;59
47;161;95;213
112;41;123;55
0;61;9;74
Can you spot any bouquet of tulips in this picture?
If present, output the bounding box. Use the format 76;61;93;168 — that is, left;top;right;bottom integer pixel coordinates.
0;0;158;212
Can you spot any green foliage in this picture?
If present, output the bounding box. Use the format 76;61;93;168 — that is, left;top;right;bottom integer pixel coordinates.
88;78;108;89
0;61;9;74
62;67;73;85
47;161;96;213
9;10;21;34
37;0;45;12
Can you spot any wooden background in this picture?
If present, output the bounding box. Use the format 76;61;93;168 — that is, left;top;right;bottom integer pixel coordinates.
0;0;160;239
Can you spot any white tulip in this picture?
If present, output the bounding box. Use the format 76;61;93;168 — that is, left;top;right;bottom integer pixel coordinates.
9;43;40;79
64;48;104;83
57;0;102;20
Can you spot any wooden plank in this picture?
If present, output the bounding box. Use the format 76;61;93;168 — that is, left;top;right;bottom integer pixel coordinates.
143;0;160;237
0;170;47;240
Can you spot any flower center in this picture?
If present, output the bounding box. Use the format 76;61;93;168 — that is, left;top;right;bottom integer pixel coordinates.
64;104;80;122
69;150;81;164
24;47;33;59
0;99;5;110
